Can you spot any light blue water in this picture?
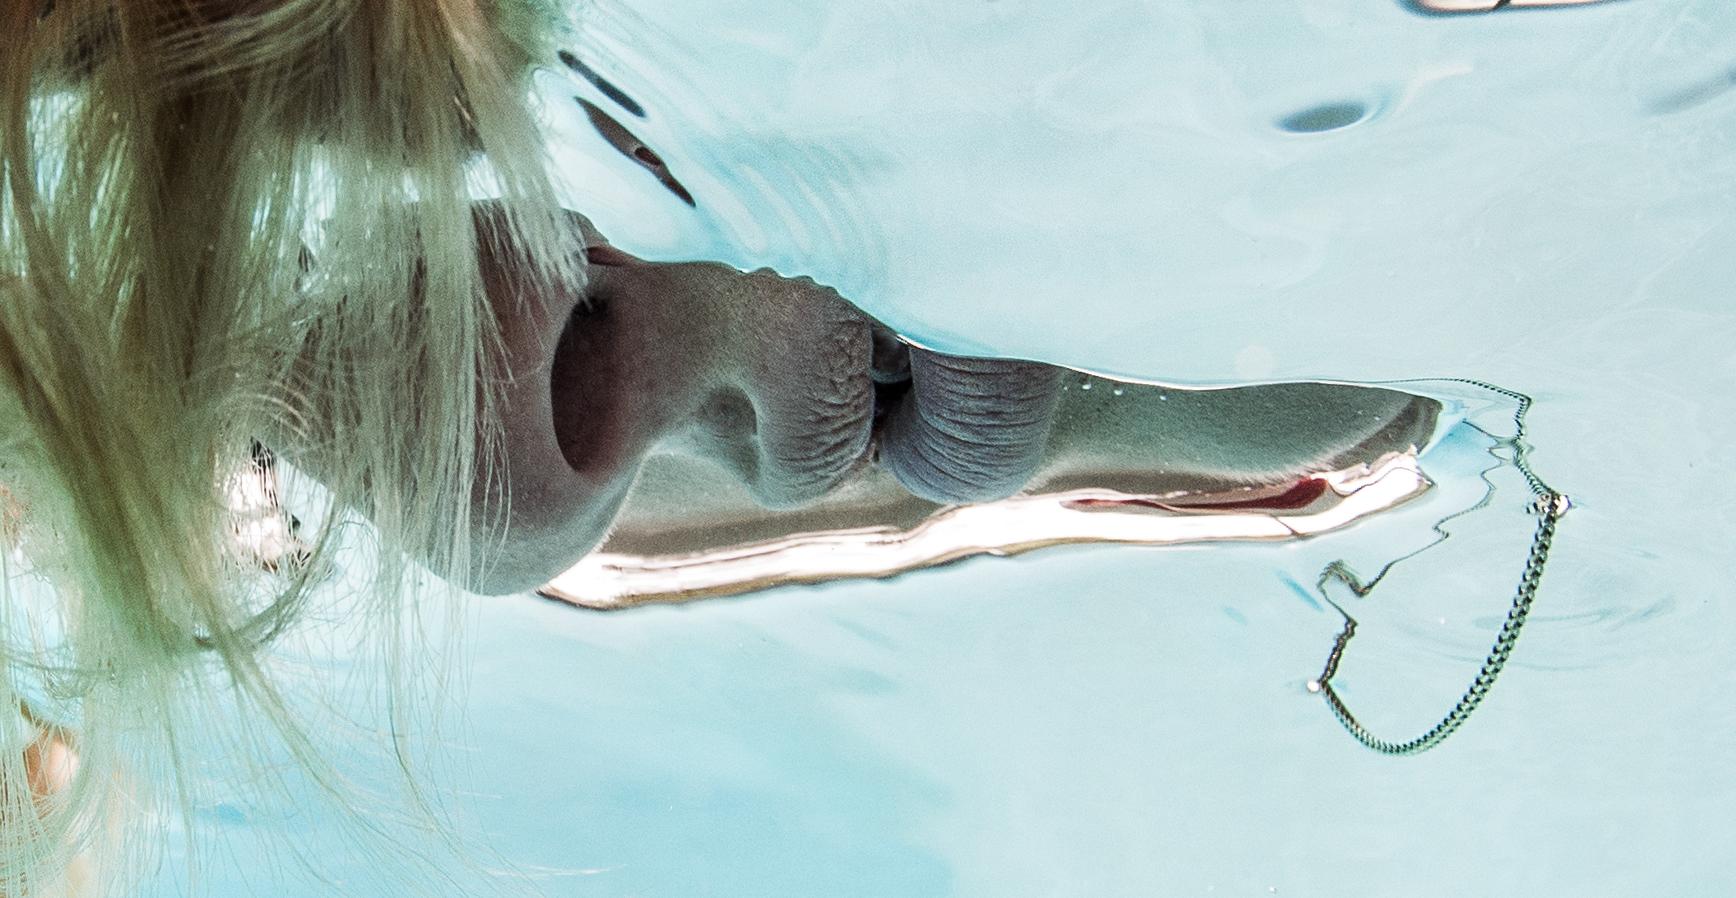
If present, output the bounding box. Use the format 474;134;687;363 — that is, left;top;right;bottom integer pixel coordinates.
147;2;1736;895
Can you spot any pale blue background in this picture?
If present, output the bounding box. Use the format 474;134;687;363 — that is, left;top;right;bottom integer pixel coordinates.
144;1;1736;895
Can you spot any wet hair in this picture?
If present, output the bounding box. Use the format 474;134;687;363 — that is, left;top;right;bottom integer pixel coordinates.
0;1;586;892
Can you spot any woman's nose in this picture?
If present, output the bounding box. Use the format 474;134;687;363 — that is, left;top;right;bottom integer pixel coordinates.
474;236;1071;594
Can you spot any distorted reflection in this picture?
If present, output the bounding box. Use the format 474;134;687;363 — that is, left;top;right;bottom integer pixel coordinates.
1402;0;1627;13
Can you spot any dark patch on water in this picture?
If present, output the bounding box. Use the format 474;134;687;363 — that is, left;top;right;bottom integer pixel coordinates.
558;49;647;119
574;96;697;207
1650;67;1736;115
1277;101;1370;134
1280;573;1323;611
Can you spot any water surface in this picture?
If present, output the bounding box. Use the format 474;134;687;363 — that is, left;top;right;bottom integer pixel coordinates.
151;2;1736;895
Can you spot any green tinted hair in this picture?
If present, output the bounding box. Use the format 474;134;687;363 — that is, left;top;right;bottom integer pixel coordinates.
0;1;586;892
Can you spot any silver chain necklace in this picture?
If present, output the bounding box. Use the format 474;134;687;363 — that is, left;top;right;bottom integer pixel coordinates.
1307;379;1570;756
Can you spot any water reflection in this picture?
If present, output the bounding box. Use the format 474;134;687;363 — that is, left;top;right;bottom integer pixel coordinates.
1650;66;1736;115
144;1;1736;893
1400;0;1630;14
576;96;697;206
558;48;648;118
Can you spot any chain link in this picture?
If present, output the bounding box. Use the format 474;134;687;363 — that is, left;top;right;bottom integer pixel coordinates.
1306;379;1569;756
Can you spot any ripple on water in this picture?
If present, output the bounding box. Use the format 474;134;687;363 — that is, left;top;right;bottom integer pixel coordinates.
1375;546;1692;675
1648;66;1736;115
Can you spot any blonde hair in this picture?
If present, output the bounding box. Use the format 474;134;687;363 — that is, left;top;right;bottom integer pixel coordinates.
0;1;587;892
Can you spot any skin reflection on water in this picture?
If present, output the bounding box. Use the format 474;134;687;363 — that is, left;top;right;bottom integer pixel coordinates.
1401;0;1628;14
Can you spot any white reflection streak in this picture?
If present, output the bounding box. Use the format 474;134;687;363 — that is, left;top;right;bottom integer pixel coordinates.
1409;0;1623;11
543;454;1428;610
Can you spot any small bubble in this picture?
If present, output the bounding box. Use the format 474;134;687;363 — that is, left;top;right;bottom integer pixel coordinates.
1080;381;1092;391
1112;388;1125;396
1306;680;1322;693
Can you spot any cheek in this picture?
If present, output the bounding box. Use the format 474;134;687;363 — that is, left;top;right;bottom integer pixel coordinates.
462;253;630;592
468;263;722;590
547;298;636;477
547;265;732;477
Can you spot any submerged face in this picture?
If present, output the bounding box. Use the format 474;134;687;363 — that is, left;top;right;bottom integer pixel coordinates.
470;213;1065;594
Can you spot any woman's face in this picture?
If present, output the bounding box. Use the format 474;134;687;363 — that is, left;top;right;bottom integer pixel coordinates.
471;213;1063;594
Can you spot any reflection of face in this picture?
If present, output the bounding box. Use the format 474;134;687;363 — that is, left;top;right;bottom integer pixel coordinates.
472;213;1065;594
